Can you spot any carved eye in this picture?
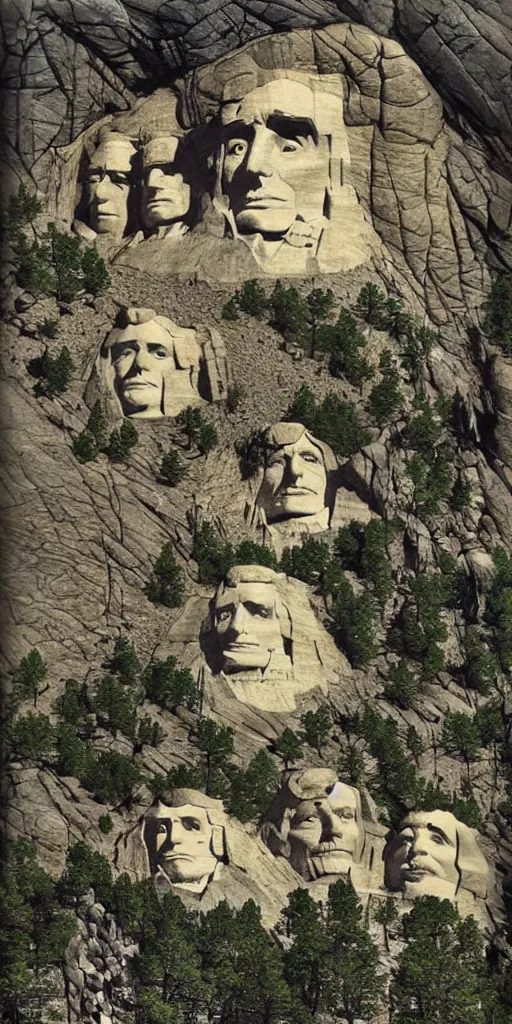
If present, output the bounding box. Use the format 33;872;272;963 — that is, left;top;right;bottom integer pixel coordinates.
227;139;248;158
431;834;445;846
217;610;232;623
302;453;321;464
147;345;169;359
88;172;102;184
110;172;130;187
281;141;300;153
156;823;167;834
182;817;201;832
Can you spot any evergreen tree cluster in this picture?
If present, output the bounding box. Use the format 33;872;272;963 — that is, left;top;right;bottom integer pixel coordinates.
3;833;510;1024
73;402;139;464
3;185;110;302
221;280;435;401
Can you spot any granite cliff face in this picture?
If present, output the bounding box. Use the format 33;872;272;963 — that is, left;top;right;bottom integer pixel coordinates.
1;3;512;1023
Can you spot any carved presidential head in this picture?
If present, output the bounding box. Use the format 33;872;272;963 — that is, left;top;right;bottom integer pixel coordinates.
219;77;332;241
142;789;227;893
97;306;202;419
141;135;191;232
256;422;338;524
212;564;289;675
260;769;365;881
86;129;137;239
384;810;490;901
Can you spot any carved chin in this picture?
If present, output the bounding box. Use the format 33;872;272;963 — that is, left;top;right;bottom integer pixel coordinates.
268;496;325;520
402;875;457;899
222;648;271;672
235;207;295;237
310;851;354;878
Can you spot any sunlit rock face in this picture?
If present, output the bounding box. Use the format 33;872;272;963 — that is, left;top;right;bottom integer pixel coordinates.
384;810;490;902
83;130;138;241
142;790;227;894
201;564;334;712
141;135;191;237
85;306;230;420
260;769;365;881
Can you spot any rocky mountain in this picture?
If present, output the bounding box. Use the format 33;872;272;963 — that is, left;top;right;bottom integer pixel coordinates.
1;3;512;1023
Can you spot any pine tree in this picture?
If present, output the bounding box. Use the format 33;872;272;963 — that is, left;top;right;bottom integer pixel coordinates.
87;400;109;450
107;636;141;686
160;448;187;486
390;896;485;1024
374;896;399;953
73;430;99;463
40;345;74;397
368;349;405;425
272;728;304;768
235;279;269;318
482;275;512;354
283;888;332;1016
11;649;48;707
227;749;280;823
355;282;389;328
8;712;55;761
299;704;332;754
81;245;110;295
306;287;335;357
146;542;185;607
142;656;198;712
197;719;234;795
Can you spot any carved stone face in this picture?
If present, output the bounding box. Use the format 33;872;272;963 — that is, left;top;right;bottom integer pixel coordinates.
142;137;191;230
152;801;218;885
111;320;178;418
221;80;330;238
214;580;284;672
261;436;327;521
385;811;460;899
288;781;361;879
87;135;135;238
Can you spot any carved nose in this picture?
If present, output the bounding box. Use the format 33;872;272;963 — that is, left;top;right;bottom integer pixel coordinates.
230;605;249;635
147;167;164;188
287;453;304;480
94;177;111;201
320;806;344;841
245;134;273;177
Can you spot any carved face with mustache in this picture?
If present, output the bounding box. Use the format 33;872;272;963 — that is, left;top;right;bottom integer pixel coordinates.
385;811;460;900
288;781;361;880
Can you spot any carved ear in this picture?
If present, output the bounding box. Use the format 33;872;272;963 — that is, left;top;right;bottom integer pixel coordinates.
260;820;291;860
211;824;227;861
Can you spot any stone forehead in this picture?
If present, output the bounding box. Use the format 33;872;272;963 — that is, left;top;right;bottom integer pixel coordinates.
399;810;459;840
264;422;337;471
221;79;316;125
146;789;226;822
223;564;282;587
91;132;137;168
143;136;180;166
289;768;342;801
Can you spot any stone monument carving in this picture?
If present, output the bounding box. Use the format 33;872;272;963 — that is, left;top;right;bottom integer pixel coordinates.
115;787;304;926
75;129;138;242
384;810;490;903
85;307;230;420
142;789;227;894
246;422;374;556
201;564;335;712
260;768;366;882
141;135;193;240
